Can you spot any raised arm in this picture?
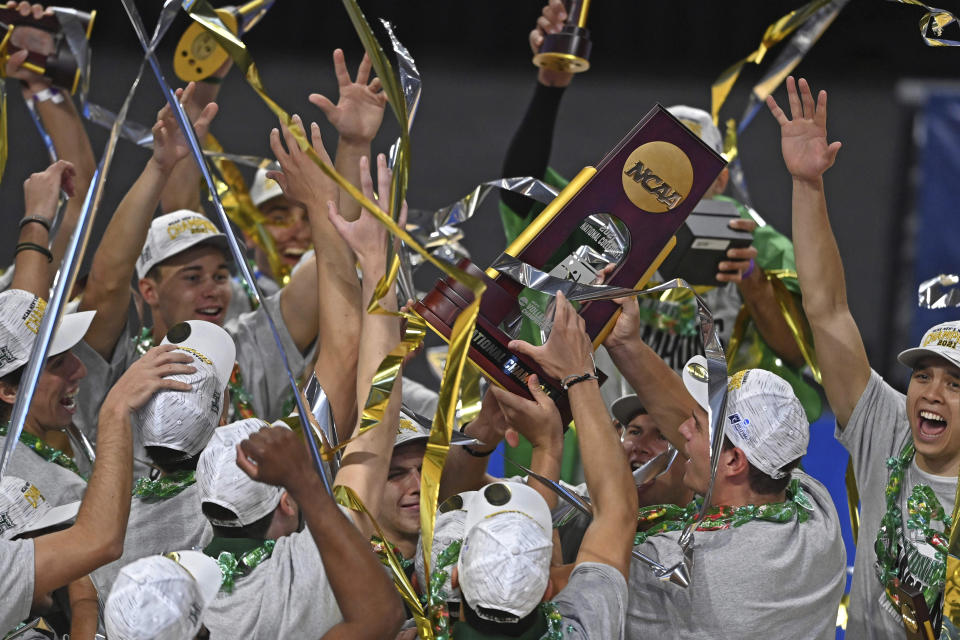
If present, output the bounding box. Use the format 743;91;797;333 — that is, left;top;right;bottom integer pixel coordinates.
602;295;699;456
511;293;638;578
32;345;194;600
267;115;357;424
437;389;509;500
329;153;404;534
80;85;217;359
12;160;75;296
309;49;386;223
766;76;867;427
236;426;404;640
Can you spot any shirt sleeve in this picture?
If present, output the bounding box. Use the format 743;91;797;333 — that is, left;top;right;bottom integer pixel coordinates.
553;562;628;640
228;290;312;420
835;369;908;482
0;539;35;634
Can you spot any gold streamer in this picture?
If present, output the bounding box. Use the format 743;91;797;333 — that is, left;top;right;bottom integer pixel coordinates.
333;484;433;639
0;25;12;183
205;133;291;285
888;0;960;47
710;0;832;125
179;1;486;615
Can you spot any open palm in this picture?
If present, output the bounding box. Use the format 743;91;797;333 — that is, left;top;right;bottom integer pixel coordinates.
766;76;841;182
310;49;386;145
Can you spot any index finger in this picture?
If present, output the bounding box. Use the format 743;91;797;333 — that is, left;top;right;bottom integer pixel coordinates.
236;442;260;479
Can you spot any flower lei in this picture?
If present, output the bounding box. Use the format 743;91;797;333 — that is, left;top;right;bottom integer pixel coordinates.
135;327;256;420
538;601;566;640
874;441;950;611
215;539;276;593
634;477;812;547
132;469;196;499
370;536;414;573
0;422;83;478
422;540;461;640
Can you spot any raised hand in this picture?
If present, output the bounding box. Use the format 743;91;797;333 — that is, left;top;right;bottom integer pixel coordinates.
23;159;75;222
508;291;594;381
235;425;314;489
766;76;841;183
309;49;387;145
103;345;195;413
489;374;563;449
152;82;218;174
602;295;641;352
530;0;573;88
267;113;337;210
327;153;407;267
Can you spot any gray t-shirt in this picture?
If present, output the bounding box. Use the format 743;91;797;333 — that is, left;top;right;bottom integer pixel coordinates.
627;470;845;639
91;483;211;597
73;290;309;474
202;524;343;639
0;436;86;508
553;561;629;640
0;539;34;634
839;369;957;639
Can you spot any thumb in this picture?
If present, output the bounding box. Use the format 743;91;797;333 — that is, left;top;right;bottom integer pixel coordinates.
827;140;842;162
308;93;336;117
265;170;288;194
505;428;520;448
326;200;347;231
235;443;260;479
526;374;548;403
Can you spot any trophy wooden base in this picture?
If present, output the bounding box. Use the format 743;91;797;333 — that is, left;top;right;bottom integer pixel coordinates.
533;26;592;74
414;258;600;425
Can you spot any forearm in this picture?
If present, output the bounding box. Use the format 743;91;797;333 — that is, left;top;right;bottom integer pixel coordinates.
605;338;696;455
290;473;404;639
528;436;563;510
439;417;502;500
11;221;52;296
792;177;849;318
67;576;100;640
333;140;371;223
159;157;202;213
737;273;805;368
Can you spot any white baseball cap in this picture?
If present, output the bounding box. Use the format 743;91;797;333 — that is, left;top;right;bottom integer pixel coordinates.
394;405;479;449
457;482;553;622
667;105;723;156
898;321;960;371
135;321;236;459
0;289;95;377
0;476;79;540
249;167;284;208
105;550;222;640
196;418;285;527
415;490;476;605
136;210;231;280
682;355;710;413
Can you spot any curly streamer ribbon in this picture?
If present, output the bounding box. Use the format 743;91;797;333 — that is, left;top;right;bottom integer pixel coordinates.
919;274;960;309
710;0;833;126
0;1;178;479
888;0;960;46
333;485;434;639
178;3;486;596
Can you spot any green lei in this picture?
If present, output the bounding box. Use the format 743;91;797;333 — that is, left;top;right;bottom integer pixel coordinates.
210;539;276;593
370;535;415;572
0;422;83;478
132;469;196;499
633;477;813;547
874;441;950;612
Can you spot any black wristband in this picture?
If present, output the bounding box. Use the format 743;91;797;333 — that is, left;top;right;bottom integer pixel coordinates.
561;371;599;391
459;423;495;458
15;241;53;263
19;216;51;233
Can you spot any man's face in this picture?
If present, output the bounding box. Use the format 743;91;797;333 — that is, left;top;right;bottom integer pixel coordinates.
678;412;711;494
382;442;425;546
620;413;689;507
29;350;87;432
254;197;311;271
906;356;960;474
141;245;232;329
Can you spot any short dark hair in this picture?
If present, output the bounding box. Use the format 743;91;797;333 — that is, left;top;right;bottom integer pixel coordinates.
721;436;800;495
0;366;23;423
144;446;202;474
202;502;275;540
462;598;540;637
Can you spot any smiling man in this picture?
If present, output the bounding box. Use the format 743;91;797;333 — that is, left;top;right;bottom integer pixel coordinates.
766;76;960;638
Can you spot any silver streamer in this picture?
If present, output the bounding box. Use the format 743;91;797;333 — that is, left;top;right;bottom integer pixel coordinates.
303;373;341;479
919;274;960;309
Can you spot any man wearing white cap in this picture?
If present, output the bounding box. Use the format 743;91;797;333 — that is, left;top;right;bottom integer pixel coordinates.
73;87;330;456
0;289;95;501
767;75;959;637
0;342;193;637
92;320;235;596
500;1;817;419
195;419;403;639
105;550;223;640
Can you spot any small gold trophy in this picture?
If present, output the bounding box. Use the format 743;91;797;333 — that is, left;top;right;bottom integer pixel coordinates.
532;0;592;74
174;0;273;82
